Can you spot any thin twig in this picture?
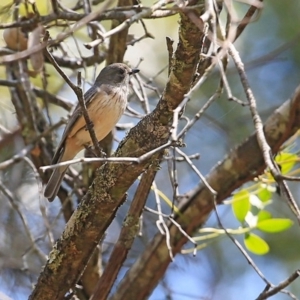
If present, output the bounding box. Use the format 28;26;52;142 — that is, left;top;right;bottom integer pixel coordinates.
176;148;217;196
40;140;176;172
33;88;73;111
152;181;174;261
144;206;197;256
167;147;179;212
256;270;300;300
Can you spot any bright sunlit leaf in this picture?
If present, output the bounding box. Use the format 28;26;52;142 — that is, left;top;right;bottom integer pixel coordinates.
257;210;272;222
232;190;251;223
257;186;272;203
275;152;298;174
257;218;293;233
244;233;269;255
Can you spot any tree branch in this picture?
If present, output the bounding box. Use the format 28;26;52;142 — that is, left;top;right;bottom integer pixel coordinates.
91;164;158;300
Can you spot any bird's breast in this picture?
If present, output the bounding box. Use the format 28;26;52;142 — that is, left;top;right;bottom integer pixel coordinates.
72;87;128;146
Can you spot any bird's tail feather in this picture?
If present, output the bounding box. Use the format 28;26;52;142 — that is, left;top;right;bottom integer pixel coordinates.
44;166;67;202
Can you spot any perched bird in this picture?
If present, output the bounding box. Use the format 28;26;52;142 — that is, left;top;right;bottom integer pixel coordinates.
44;63;139;201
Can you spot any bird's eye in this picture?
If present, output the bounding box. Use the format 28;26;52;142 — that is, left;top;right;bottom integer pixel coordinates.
119;68;125;75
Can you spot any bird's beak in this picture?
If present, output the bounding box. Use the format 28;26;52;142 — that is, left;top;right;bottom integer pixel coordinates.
129;68;139;75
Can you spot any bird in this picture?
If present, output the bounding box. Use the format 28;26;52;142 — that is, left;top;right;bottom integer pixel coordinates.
44;63;139;201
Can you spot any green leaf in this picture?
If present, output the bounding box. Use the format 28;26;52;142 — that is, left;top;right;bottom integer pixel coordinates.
257;210;272;222
257;187;272;203
275;152;297;174
257;218;293;233
244;233;269;255
232;190;251;223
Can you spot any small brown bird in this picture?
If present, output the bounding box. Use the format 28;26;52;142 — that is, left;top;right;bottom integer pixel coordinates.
44;63;139;201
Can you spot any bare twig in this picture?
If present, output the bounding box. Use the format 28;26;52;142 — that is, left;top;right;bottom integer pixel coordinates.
256;270;300;300
33;88;73;111
167;147;179;210
176;148;217;195
153;181;174;260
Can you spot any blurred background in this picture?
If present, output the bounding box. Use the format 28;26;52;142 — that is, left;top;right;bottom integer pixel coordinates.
0;0;300;299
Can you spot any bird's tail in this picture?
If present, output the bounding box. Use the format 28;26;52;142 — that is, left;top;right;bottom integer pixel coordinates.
44;166;68;202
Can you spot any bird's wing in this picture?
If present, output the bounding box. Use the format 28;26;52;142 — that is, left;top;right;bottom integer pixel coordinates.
66;88;111;138
51;104;82;164
51;86;107;164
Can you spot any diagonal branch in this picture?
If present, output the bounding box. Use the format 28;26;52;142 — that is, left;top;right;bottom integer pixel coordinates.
91;163;158;300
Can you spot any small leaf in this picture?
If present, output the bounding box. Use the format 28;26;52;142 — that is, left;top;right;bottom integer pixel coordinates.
244;233;269;255
257;186;272;203
232;190;251;223
257;210;272;222
275;152;297;174
257;218;293;233
3;27;28;51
